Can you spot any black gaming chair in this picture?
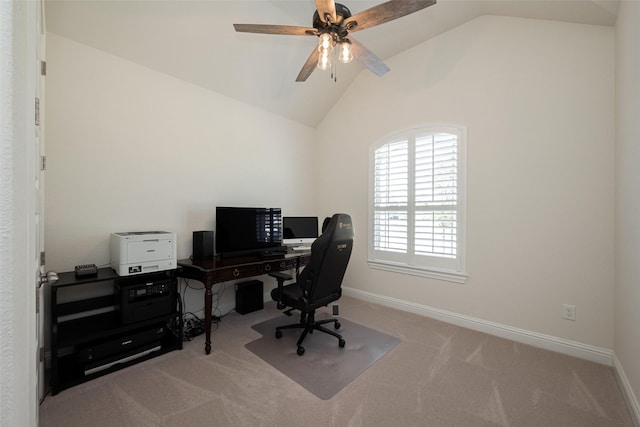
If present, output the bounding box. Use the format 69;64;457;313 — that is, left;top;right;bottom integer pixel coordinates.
269;213;354;356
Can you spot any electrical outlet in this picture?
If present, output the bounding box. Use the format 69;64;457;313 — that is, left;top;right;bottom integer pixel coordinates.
562;304;576;321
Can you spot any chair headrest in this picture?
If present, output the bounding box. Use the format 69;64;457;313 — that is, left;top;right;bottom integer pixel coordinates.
324;213;353;241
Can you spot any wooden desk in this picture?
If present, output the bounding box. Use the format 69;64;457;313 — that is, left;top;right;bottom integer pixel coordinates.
177;253;309;354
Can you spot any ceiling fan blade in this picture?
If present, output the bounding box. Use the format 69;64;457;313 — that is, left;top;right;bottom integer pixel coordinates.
349;37;390;77
344;0;436;33
234;24;317;36
296;47;320;82
314;0;337;24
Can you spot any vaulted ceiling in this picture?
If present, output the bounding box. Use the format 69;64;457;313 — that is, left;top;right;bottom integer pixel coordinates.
45;0;618;127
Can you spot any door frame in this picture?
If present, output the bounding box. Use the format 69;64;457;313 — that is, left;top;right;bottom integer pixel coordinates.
0;0;40;425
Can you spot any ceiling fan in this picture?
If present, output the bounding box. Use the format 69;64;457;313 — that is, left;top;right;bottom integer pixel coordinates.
233;0;437;82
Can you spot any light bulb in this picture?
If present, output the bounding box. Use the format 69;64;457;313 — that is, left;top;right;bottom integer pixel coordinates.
317;50;331;70
338;40;353;64
318;33;333;54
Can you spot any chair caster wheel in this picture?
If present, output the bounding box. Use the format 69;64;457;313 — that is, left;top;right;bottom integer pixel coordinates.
335;321;341;329
275;330;282;339
297;346;305;356
339;339;346;348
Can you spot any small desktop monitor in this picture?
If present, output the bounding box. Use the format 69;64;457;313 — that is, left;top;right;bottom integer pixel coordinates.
282;216;319;246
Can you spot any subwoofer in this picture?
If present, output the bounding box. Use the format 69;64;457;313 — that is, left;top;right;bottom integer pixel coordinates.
235;280;264;315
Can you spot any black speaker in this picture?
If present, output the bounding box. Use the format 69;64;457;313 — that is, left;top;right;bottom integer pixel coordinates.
235;280;264;315
193;231;214;260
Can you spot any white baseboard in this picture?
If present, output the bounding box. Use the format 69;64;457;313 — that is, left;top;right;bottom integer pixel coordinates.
342;286;613;366
613;354;640;427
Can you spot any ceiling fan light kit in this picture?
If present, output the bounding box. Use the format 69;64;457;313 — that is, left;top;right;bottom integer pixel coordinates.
233;0;437;82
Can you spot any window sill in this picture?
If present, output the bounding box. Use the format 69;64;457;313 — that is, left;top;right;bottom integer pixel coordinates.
367;260;468;284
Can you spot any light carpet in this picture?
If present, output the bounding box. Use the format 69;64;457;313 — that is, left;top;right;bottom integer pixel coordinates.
40;297;634;426
245;314;401;400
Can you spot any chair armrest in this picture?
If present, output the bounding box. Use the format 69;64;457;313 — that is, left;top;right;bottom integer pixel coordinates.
268;272;293;282
269;272;293;310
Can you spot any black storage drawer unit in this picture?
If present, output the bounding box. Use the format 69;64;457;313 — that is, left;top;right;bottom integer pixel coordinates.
50;268;182;395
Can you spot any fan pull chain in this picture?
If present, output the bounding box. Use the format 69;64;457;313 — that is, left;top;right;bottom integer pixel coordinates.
331;50;337;82
330;54;336;81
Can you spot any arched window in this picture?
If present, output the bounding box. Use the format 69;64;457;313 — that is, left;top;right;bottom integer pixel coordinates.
369;125;467;283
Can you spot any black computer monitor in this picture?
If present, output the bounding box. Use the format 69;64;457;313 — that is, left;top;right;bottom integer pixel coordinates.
215;206;282;256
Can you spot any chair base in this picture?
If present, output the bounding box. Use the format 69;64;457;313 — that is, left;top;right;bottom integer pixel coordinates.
275;311;346;356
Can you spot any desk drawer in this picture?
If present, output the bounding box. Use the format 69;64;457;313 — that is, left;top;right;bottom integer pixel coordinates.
216;264;262;282
262;259;291;274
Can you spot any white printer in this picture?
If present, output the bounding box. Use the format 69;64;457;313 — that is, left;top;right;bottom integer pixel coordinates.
110;231;177;276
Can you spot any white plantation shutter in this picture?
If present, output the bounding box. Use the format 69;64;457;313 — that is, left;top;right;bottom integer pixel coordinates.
373;139;408;253
370;126;467;283
414;132;457;258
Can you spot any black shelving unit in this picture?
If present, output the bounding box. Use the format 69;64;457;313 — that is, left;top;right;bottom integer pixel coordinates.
50;267;182;395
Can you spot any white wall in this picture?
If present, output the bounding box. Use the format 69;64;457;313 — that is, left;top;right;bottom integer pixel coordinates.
45;33;318;267
316;16;615;350
615;0;640;421
45;33;318;311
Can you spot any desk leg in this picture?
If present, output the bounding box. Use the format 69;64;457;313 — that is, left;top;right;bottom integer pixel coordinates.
204;283;213;354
